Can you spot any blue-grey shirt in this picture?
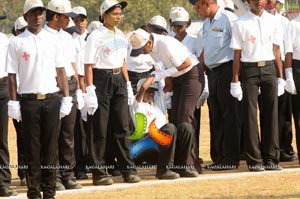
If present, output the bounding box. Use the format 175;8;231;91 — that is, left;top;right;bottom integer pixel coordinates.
202;8;237;69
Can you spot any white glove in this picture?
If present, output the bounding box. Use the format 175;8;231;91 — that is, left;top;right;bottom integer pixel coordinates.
196;75;209;108
151;67;178;82
285;68;297;95
80;106;88;122
154;61;165;72
127;81;135;105
277;78;286;96
85;85;98;115
230;81;243;101
7;100;22;121
60;96;73;119
258;87;261;95
165;91;173;109
76;89;85;110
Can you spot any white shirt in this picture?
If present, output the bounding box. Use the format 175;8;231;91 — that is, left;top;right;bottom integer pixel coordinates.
150;34;199;77
6;29;64;94
275;12;289;61
172;33;198;57
230;10;280;62
196;28;203;58
84;25;129;69
0;32;9;78
285;15;300;60
127;54;154;73
202;8;237;68
73;30;88;54
131;91;167;132
44;25;76;77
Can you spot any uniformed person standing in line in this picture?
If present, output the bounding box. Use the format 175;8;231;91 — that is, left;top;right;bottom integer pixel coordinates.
6;0;72;198
194;0;241;170
84;0;141;185
0;16;18;197
284;6;300;164
230;0;284;171
44;0;82;191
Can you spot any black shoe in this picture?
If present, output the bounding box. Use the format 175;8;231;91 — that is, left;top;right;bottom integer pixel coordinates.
93;177;114;185
30;197;41;199
176;169;199;177
62;179;82;189
108;169;122;177
55;181;65;191
198;157;204;164
248;163;265;172
123;174;141;183
20;177;26;186
0;187;18;196
280;152;296;162
157;170;180;180
264;160;282;171
211;163;239;171
75;172;88;180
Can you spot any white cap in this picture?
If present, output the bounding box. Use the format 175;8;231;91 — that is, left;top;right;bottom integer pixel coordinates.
148;15;168;33
217;0;225;7
15;16;28;31
170;7;189;26
225;0;234;11
276;0;284;4
137;78;159;91
129;28;151;57
72;6;87;17
100;0;127;16
23;0;45;14
47;0;78;18
87;21;102;33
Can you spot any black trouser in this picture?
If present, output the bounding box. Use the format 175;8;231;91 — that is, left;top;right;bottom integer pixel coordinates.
13;119;26;180
134;123;176;176
0;77;11;189
241;62;279;165
170;64;203;127
57;77;78;181
206;61;241;164
21;94;61;199
74;110;89;175
291;59;300;160
88;69;136;178
128;71;151;94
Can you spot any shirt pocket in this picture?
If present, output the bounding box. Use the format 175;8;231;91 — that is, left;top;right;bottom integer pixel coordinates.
211;31;225;50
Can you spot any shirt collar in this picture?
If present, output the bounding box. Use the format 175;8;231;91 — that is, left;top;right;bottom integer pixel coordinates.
23;28;46;39
44;24;59;34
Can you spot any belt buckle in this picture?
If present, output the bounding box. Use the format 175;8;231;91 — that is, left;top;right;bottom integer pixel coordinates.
258;61;265;67
37;93;46;100
113;68;121;75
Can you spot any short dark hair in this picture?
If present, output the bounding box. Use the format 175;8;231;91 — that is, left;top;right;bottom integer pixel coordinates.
46;9;61;21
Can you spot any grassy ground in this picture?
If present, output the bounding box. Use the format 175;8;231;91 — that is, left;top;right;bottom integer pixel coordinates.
6;104;300;199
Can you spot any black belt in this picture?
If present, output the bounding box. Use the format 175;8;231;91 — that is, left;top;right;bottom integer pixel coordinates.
95;68;121;75
243;60;274;67
20;92;58;100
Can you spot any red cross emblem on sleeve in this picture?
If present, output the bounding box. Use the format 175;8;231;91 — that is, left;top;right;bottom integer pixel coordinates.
22;52;30;61
249;35;256;44
104;47;111;55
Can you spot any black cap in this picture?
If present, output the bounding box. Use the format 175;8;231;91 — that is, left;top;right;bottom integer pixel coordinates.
189;0;198;5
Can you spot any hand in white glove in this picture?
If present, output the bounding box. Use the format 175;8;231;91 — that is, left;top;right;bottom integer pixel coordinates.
7;100;22;121
258;87;261;95
151;67;178;82
196;75;209;108
164;91;173;109
85;85;98;115
80;106;88;122
76;89;85;110
230;81;243;101
277;78;286;96
285;68;297;95
127;81;135;105
60;96;73;119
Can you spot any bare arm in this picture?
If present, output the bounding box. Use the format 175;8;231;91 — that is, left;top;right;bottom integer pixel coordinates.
8;73;17;100
56;67;69;97
285;52;292;69
135;75;155;103
72;62;80;90
84;64;94;86
176;57;192;71
78;75;86;93
273;44;283;78
232;50;242;83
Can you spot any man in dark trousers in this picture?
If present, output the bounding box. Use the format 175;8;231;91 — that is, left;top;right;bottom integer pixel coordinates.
0;16;18;197
6;0;72;198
